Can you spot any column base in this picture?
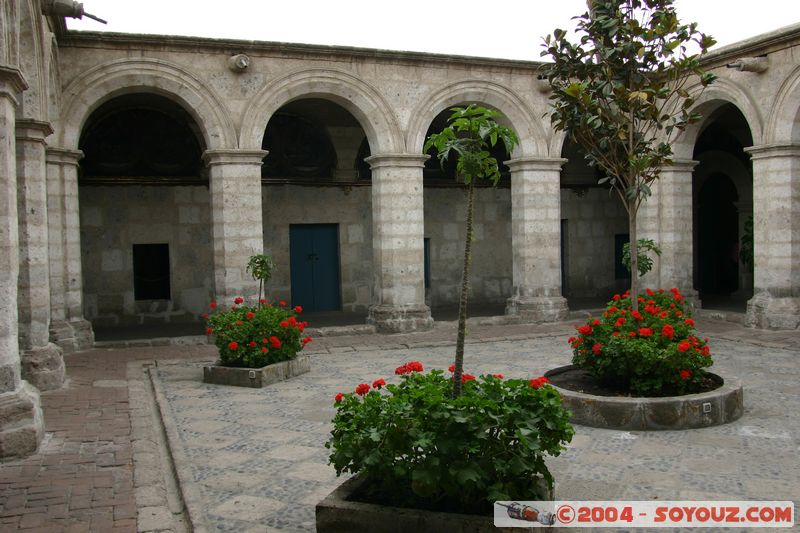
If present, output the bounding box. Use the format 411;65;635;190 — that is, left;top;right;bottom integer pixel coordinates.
50;318;94;353
745;293;800;330
0;382;44;459
367;304;433;334
21;343;65;391
505;296;569;323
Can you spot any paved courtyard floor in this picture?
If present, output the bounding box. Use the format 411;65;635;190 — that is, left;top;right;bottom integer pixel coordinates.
1;317;798;532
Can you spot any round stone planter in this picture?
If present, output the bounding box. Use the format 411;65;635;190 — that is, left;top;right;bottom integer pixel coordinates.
316;475;553;533
544;365;743;430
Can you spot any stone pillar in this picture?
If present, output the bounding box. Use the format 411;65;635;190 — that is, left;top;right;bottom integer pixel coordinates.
0;66;44;458
655;159;699;306
16;119;65;390
203;149;267;304
744;144;800;329
365;154;432;333
46;147;93;352
505;157;569;322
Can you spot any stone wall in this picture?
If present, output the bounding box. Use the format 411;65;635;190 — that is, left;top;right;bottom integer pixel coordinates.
261;184;373;313
424;187;512;307
79;185;212;325
560;188;629;299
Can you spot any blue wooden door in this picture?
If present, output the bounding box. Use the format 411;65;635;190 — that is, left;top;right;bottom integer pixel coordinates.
289;224;341;312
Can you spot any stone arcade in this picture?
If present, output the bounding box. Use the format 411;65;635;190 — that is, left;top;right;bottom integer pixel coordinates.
1;2;799;457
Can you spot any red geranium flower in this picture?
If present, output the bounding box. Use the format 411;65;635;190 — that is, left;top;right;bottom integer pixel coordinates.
294;305;303;313
209;301;217;309
279;300;287;306
493;373;504;379
259;299;267;304
611;331;620;337
261;347;268;353
334;392;344;403
662;324;675;340
577;324;592;335
205;327;213;335
529;376;550;389
592;343;602;355
228;341;238;350
684;318;695;327
612;294;621;301
355;383;370;396
234;296;244;304
592;319;601;326
615;317;627;327
679;369;691;380
372;378;386;389
701;346;710;356
302;336;312;345
461;373;476;383
246;311;255;320
406;361;424;372
677;341;691;352
270;336;282;349
201;312;209;319
280;320;289;328
638;327;653;338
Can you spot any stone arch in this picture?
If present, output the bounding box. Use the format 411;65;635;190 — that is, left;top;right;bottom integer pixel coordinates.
17;0;46;120
406;80;547;158
57;58;236;151
765;64;800;144
240;68;403;154
672;78;763;159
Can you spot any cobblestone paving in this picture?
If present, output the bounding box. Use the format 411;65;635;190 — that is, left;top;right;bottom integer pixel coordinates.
152;321;800;532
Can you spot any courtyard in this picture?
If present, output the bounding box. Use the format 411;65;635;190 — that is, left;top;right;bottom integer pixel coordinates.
0;316;798;532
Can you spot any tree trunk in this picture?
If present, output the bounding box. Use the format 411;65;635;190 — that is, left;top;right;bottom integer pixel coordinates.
452;181;476;398
629;202;639;313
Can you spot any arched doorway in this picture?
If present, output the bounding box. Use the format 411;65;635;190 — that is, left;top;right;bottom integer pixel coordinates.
421;106;513;319
78;93;211;335
692;103;754;310
559;139;628;307
260;98;372;322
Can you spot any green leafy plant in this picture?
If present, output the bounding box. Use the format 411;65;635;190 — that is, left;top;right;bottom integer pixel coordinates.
740;215;754;268
622;238;662;277
203;297;311;368
541;0;716;312
424;105;518;397
246;254;275;304
569;287;713;396
327;363;573;514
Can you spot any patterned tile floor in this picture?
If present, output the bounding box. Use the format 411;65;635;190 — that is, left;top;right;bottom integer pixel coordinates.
151;324;800;532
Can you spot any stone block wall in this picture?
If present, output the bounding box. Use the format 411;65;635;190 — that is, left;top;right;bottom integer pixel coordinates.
79;185;213;326
560;188;628;298
423;187;512;308
261;184;373;313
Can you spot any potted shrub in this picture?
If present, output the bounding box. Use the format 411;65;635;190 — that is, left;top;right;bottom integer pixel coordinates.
202;297;313;387
317;362;574;531
546;287;743;429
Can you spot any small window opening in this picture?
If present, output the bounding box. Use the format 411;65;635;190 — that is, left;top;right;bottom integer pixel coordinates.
133;243;171;300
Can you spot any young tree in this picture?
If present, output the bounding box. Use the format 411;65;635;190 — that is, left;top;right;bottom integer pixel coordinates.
246;254;275;306
540;0;715;311
425;105;518;397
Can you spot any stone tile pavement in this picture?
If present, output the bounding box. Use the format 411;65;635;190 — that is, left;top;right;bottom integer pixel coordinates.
0;317;799;532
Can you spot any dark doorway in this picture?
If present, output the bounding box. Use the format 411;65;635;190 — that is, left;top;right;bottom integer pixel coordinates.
132;243;171;300
697;174;739;296
289;224;341;312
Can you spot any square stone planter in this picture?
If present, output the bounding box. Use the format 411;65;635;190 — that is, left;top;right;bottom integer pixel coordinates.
202;355;310;388
316;475;551;533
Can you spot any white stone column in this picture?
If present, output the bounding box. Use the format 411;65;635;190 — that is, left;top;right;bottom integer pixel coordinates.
365;154;432;333
0;66;43;458
505;157;568;322
203;149;266;304
46;147;93;352
655;159;699;305
744;144;800;329
16;120;65;390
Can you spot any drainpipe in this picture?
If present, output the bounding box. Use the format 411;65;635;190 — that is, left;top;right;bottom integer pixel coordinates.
41;0;107;24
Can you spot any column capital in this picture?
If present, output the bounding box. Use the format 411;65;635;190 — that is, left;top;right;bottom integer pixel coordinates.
745;143;800;160
45;147;83;166
202;149;268;167
505;157;567;172
365;153;429;170
662;158;699;172
15;119;53;144
0;66;29;102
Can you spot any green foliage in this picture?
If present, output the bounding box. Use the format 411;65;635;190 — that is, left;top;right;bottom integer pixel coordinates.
622;238;662;276
204;297;311;368
327;365;573;513
246;254;275;303
424;105;518;187
541;0;715;311
740;215;754;267
424;104;518;397
569;287;713;396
